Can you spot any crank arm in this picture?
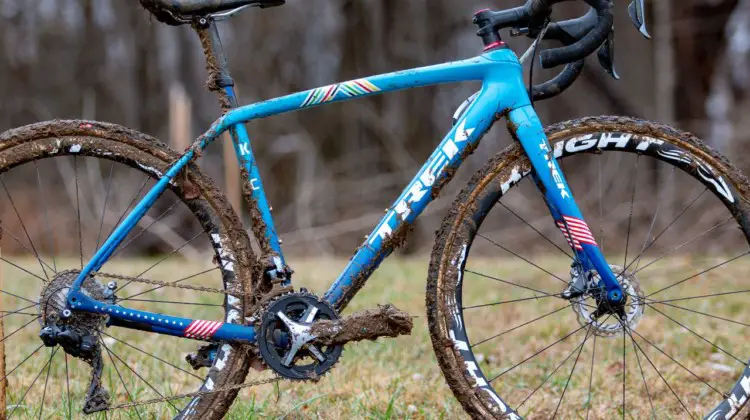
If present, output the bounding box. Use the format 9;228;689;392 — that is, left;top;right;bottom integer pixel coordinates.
310;304;413;346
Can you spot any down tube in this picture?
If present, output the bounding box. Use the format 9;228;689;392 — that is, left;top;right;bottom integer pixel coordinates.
324;84;508;310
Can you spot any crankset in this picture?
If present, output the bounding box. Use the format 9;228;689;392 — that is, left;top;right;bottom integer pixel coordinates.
257;292;414;380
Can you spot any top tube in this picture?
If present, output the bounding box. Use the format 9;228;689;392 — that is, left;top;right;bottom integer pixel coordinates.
196;48;523;150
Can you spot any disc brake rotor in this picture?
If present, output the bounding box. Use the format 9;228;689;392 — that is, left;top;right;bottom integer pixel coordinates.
572;265;645;337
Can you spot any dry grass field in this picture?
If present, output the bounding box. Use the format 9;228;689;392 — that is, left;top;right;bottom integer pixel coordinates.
1;255;749;419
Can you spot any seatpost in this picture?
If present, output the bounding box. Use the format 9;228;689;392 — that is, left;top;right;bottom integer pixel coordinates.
193;17;238;113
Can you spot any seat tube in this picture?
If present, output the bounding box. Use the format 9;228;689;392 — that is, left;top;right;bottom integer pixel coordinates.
223;87;285;260
194;20;285;262
507;105;624;303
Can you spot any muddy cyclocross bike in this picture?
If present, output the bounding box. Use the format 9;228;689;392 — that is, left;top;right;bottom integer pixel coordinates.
1;0;749;418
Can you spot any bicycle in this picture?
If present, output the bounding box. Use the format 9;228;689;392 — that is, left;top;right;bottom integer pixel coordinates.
1;0;748;417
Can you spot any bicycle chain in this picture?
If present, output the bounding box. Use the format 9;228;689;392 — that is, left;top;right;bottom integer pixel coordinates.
87;270;287;411
106;375;281;411
94;271;242;296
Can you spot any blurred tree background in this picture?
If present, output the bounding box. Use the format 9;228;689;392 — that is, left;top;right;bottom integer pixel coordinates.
0;0;748;256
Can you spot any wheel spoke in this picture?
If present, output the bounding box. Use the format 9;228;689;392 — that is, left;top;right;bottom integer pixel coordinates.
628;326;724;396
0;288;38;306
0;228;55;277
472;305;569;347
8;347;58;419
110;201;179;259
99;175;151;254
64;353;72;420
489;321;590;382
647;251;749;298
499;202;572;259
552;323;593;418
37;346;55;419
0;316;41;345
630;167;675;272
630;328;657;419
635;216;733;275
0;343;44;385
74;156;83;269
99;335;178;412
648;304;744;364
477;234;567;284
98;333;145;420
34;161;58;273
623;155;639;268
650;300;750;328
464;270;558;298
623;187;707;273
621;324;626;420
463;294;561;310
95;162;116;252
518;320;596;409
115;231;204;293
117;266;220;302
1;175;50;280
585;334;596;420
100;331;202;381
648;289;750;304
0;256;48;284
0;302;42;319
624;326;696;419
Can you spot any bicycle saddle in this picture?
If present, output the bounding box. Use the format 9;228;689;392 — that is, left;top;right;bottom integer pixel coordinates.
140;0;284;25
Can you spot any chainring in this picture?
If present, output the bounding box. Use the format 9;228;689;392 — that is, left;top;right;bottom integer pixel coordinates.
257;292;343;380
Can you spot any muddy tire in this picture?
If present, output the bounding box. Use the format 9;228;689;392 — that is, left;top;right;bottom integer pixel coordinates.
427;116;750;419
0;120;255;419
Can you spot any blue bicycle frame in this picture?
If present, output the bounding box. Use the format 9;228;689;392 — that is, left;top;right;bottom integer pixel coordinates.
65;45;624;344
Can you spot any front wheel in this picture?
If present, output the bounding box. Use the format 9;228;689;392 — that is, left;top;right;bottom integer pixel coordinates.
428;116;750;419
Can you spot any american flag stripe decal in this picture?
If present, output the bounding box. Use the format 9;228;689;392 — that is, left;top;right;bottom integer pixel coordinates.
184;320;223;339
556;216;598;251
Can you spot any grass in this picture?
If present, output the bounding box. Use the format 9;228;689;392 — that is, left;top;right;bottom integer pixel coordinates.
0;255;749;419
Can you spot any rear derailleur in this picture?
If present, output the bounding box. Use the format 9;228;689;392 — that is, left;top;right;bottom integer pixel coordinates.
38;271;116;413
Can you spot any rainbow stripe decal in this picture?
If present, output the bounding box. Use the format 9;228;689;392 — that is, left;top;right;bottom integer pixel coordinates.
301;79;381;107
184;319;223;340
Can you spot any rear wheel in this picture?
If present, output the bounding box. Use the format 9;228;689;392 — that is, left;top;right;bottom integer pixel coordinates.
0;120;258;419
428;116;750;419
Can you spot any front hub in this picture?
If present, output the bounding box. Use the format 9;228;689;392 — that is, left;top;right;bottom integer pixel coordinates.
571;265;645;337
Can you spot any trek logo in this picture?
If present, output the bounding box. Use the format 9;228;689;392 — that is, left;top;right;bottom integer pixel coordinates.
237;141;262;191
369;121;475;245
539;141;571;200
